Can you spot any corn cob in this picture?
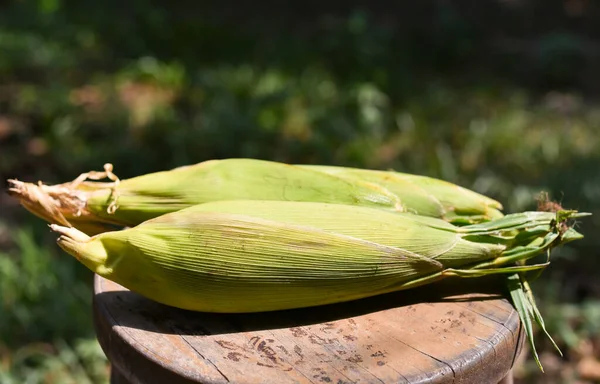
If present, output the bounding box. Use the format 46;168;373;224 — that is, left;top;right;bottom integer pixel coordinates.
7;159;503;234
50;200;586;313
299;164;503;224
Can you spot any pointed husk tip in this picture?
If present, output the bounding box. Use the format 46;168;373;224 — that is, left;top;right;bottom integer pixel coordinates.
49;224;108;274
49;224;91;243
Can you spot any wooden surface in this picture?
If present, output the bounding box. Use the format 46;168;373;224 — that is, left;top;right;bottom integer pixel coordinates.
93;274;524;384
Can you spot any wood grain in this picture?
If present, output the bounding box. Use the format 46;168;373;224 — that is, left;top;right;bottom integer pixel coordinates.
93;274;524;384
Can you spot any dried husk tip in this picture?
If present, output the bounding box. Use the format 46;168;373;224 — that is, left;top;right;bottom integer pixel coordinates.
7;164;121;235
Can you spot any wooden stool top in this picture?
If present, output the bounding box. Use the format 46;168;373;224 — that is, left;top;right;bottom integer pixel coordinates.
93;274;523;384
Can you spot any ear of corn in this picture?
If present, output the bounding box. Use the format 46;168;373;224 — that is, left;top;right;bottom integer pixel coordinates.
9;159;405;233
50;200;585;313
8;158;504;234
299;164;503;224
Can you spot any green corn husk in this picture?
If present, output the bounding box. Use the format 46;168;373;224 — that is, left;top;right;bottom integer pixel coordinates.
50;200;586;314
299;164;504;224
7;159;503;235
508;272;564;373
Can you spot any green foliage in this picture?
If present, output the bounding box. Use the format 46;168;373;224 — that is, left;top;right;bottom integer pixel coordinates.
1;1;599;383
0;338;108;384
0;226;108;383
0;227;91;344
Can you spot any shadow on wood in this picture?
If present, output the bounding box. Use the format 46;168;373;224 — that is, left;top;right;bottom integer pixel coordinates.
95;276;507;335
93;274;523;383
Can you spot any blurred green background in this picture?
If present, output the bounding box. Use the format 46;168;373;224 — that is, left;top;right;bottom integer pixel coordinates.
1;1;599;383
